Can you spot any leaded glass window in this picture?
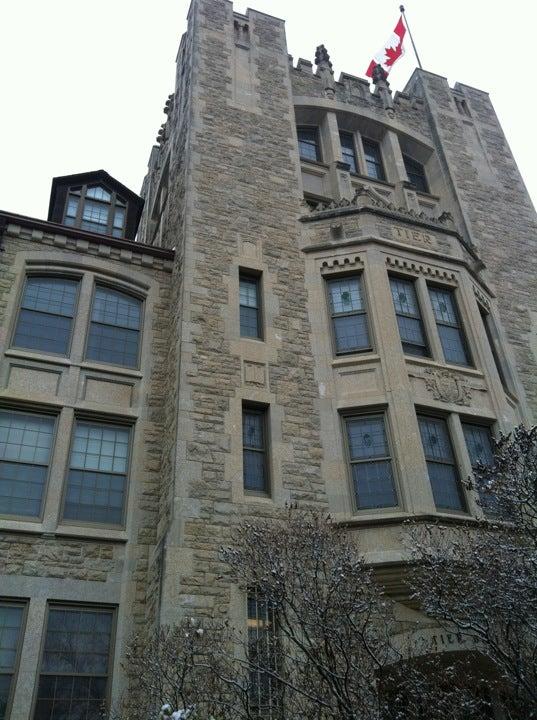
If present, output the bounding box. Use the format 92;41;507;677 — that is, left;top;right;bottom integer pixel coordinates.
362;139;385;181
0;410;55;517
297;127;321;162
13;276;79;355
339;131;358;174
403;154;429;193
243;408;268;493
240;276;261;339
86;287;141;368
418;416;466;511
346;414;397;509
327;276;371;354
63;422;130;525
0;603;25;720
33;606;113;720
247;592;279;716
462;422;497;514
390;277;429;357
429;287;471;366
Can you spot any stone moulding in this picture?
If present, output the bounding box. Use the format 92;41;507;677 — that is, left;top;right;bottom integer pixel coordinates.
320;255;364;271
385;256;457;282
423;368;472;406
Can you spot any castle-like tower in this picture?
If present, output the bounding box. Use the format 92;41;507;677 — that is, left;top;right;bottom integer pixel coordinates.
0;0;536;716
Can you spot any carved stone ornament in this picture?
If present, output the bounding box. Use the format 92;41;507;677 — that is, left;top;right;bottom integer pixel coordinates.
424;369;472;406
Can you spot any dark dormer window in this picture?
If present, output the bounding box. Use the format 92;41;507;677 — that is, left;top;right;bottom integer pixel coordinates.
63;184;127;238
403;155;429;193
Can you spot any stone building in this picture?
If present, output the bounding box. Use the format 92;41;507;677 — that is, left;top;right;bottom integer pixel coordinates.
1;0;536;717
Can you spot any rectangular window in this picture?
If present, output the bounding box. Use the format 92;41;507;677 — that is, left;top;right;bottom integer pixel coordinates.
86;286;142;368
34;606;114;720
247;592;279;715
345;414;398;510
418;415;465;511
362;139;385;181
13;276;79;355
63;421;131;525
479;308;509;390
429;287;471;366
0;603;25;720
0;410;55;518
403;154;429;193
297;126;321;162
327;276;371;354
390;277;429;357
81;199;109;235
242;407;268;493
462;422;497;514
339;131;358;174
239;275;261;339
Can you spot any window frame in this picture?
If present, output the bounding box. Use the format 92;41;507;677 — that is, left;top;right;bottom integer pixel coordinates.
361;137;386;182
296;125;322;163
242;404;270;496
461;419;497;516
402;154;429;194
31;602;117;720
60;416;134;529
342;409;400;513
417;412;468;513
0;599;28;720
83;281;144;370
239;271;263;341
389;274;430;358
62;184;127;239
246;590;280;716
325;272;373;357
0;407;59;522
339;131;359;175
427;283;473;368
10;273;82;359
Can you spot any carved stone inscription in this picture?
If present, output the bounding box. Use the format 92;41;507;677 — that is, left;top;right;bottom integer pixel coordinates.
393;225;434;247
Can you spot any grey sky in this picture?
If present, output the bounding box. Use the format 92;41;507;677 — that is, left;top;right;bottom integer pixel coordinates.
1;0;535;220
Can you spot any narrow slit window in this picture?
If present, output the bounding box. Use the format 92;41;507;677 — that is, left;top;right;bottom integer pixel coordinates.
243;407;268;493
63;421;130;525
34;606;114;720
0;410;55;518
345;414;398;510
339;131;358;174
13;276;79;355
418;415;466;511
0;602;25;720
239;275;261;339
247;591;279;716
390;277;429;357
362;139;385;181
429;287;471;366
86;286;142;368
327;276;371;354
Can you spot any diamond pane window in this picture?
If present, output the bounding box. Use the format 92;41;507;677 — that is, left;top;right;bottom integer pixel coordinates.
243;408;268;492
390;277;429;357
239;276;261;339
339;131;358;174
0;603;25;720
297;127;321;162
429;287;471;366
0;410;55;517
86;287;141;368
13;276;79;355
327;276;370;354
346;414;397;509
362;139;385;181
63;422;130;525
418;415;465;511
34;607;113;720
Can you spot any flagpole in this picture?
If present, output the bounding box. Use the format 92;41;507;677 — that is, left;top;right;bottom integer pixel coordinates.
399;5;423;70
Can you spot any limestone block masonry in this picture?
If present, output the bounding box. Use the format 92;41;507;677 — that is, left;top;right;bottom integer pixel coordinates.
1;0;536;715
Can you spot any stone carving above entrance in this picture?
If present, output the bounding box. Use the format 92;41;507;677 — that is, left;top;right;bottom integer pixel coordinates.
423;369;472;406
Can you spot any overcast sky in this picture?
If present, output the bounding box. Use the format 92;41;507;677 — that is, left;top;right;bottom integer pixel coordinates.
1;0;535;219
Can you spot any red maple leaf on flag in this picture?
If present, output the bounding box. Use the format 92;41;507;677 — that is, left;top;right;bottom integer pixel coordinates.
385;43;403;68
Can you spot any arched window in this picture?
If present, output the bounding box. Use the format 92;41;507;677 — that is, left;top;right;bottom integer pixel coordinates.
63;184;127;238
86;286;142;367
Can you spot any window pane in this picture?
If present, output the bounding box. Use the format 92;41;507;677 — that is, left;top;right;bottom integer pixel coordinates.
239;278;258;309
82;199;109;226
240;306;259;338
328;277;364;314
240;277;261;338
438;325;469;365
86;288;141;367
418;417;453;463
347;416;389;460
85;186;111;202
418;416;464;511
427;461;465;510
351;460;397;509
297;127;320;162
462;424;493;467
13;277;78;355
243;412;264;450
35;608;112;720
113;207;125;230
66;196;79;219
333;314;370;353
362;139;385;181
243;450;266;492
243;410;267;492
403;155;428;193
396;316;427;349
63;424;129;525
390;278;419;316
0;604;24;720
247;593;278;714
339;132;358;174
429;288;458;325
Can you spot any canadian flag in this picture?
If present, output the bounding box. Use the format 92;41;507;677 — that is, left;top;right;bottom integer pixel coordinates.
365;17;406;78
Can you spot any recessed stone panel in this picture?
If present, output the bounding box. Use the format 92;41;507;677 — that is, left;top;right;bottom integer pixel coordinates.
83;377;133;407
7;365;61;396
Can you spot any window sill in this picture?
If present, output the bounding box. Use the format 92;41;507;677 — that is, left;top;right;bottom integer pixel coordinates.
332;353;380;368
404;355;484;379
300;159;329;171
55;524;128;542
4;349;72;366
335;510;478;529
79;361;143;378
